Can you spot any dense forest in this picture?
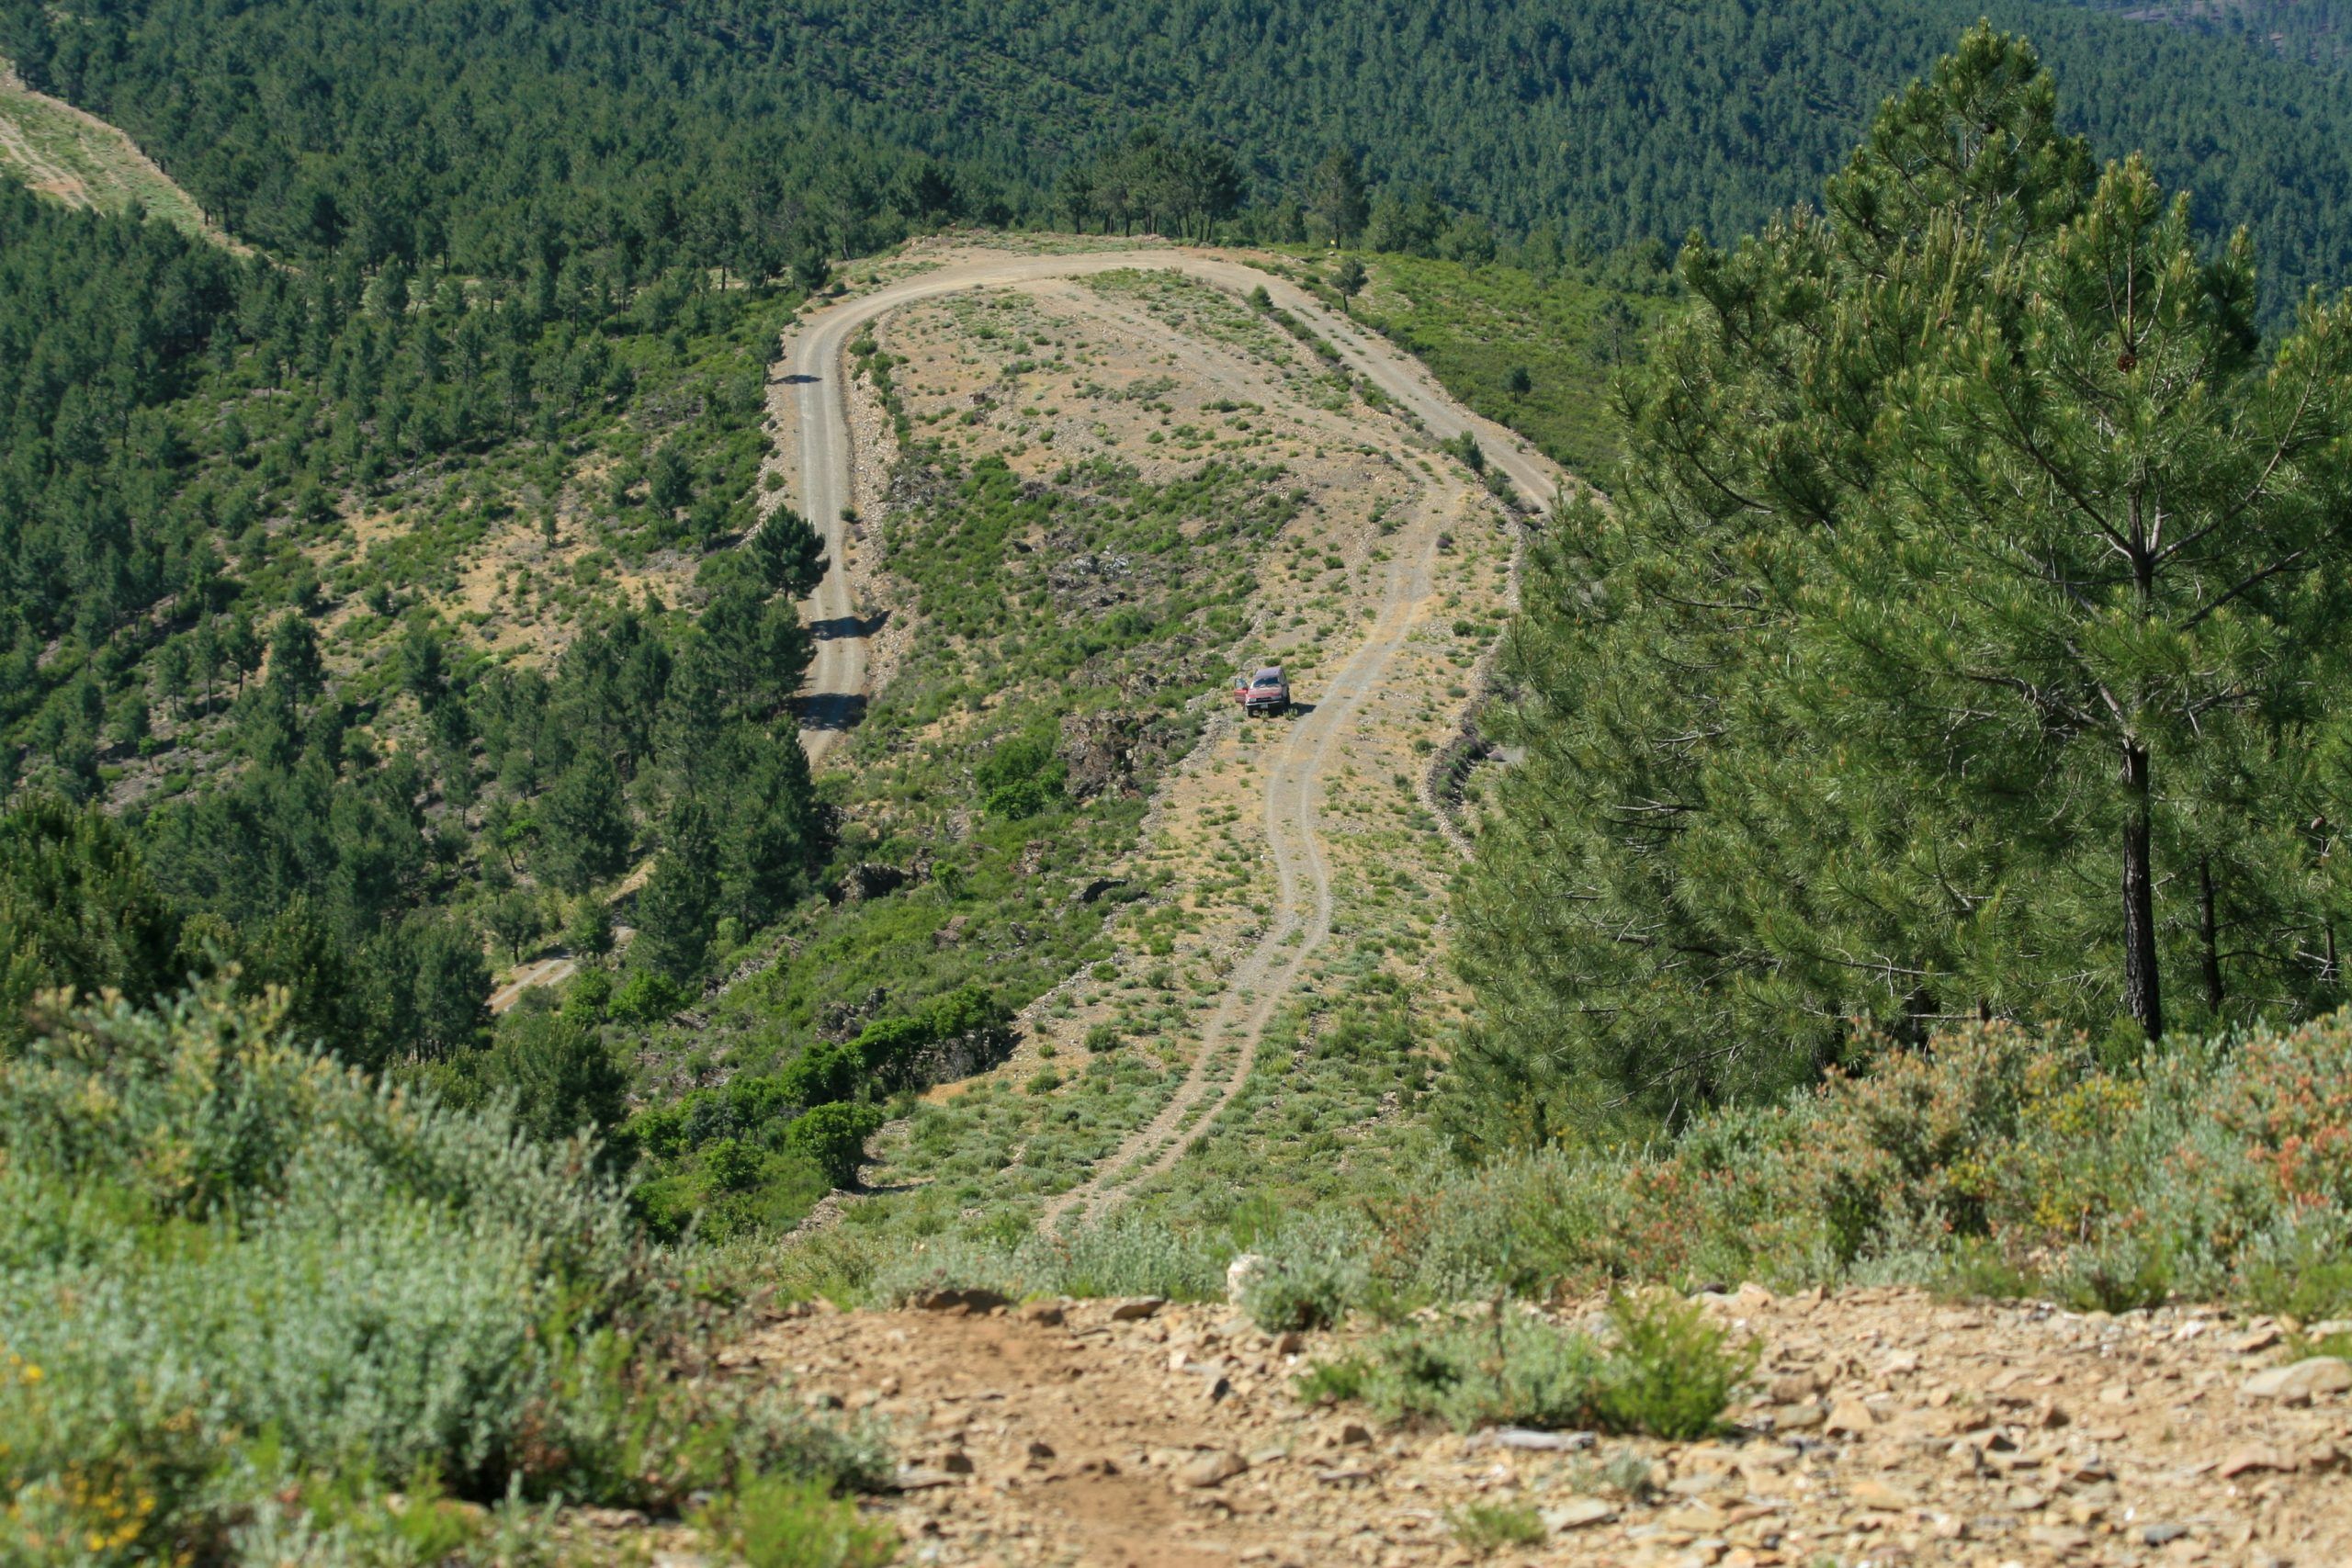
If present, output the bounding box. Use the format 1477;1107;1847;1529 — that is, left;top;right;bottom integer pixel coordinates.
0;171;831;1080
7;0;2352;322
1453;25;2352;1146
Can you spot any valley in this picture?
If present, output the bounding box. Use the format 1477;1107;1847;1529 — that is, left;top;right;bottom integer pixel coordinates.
7;14;2352;1568
726;243;1550;1238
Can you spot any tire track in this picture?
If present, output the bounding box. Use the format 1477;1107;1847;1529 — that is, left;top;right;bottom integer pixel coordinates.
780;248;1566;1229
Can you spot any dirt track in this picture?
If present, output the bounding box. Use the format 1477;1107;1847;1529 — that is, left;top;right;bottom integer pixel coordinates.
779;248;1563;1222
747;1288;2352;1568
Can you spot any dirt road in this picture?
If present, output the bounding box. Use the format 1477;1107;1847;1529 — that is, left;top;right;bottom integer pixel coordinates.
780;248;1563;1219
752;1287;2352;1568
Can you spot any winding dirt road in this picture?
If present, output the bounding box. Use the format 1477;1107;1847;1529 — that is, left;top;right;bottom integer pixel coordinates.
782;248;1565;1224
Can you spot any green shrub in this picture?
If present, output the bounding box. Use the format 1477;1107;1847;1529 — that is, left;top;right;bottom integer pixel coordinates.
1294;1357;1371;1404
788;1101;888;1189
1335;1314;1604;1432
477;1010;631;1145
1238;1215;1369;1332
1591;1292;1757;1440
975;733;1066;820
609;968;687;1023
0;984;885;1558
1294;1298;1747;1438
1452;1503;1544;1553
695;1475;898;1568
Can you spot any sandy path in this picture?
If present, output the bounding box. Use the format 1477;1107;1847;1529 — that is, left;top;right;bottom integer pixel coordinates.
781;247;1565;1225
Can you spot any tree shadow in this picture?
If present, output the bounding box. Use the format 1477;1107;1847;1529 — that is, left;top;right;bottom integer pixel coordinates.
800;691;868;732
811;609;888;640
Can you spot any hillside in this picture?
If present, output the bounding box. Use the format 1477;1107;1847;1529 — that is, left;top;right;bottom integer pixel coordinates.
8;0;2352;319
6;18;2352;1568
0;53;224;243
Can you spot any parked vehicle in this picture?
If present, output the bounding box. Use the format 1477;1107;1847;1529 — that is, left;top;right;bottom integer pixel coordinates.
1234;665;1291;717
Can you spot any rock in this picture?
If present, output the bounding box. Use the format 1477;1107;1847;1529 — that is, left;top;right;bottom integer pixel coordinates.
842;862;909;900
913;1288;1010;1315
1076;876;1129;905
1111;1296;1167;1322
1026;1440;1057;1464
1824;1398;1881;1436
2025;1524;2089;1551
1020;1301;1066;1326
1272;1330;1306;1356
2217;1443;2292;1478
1769;1401;1826;1430
2143;1523;2190;1546
1227;1253;1269;1305
2230;1325;2281;1354
1338;1423;1374;1447
2241;1356;2352;1403
1541;1499;1618;1531
894;1467;962;1491
1483;1427;1596;1452
1658;1502;1728;1533
577;1506;650;1529
1177;1450;1249;1489
939;1451;975;1475
1846;1479;1916;1510
1768;1371;1823;1404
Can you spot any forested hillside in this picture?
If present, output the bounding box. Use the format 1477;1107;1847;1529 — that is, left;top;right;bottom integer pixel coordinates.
2072;0;2352;67
1453;26;2352;1145
7;0;2352;321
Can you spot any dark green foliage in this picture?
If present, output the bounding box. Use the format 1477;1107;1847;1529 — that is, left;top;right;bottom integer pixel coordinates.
1456;26;2352;1139
636;800;721;981
625;986;1008;1235
786;1101;888;1190
976;732;1067;820
476;1010;631;1146
536;754;633;896
609;970;687;1026
7;0;2352;325
0;796;187;1046
749;508;829;599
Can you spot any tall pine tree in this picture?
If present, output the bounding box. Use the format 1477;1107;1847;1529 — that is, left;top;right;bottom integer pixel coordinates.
1455;26;2352;1146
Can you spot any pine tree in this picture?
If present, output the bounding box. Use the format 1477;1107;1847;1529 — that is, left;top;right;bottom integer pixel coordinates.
635;798;719;980
1454;25;2352;1144
1306;148;1370;244
534;752;632;895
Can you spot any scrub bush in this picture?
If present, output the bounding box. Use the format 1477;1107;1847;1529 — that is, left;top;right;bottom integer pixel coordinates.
0;983;883;1562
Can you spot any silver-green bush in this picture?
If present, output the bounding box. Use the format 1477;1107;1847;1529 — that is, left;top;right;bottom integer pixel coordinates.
0;983;882;1564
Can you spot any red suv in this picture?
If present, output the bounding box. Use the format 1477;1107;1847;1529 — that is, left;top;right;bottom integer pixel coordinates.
1234;665;1291;717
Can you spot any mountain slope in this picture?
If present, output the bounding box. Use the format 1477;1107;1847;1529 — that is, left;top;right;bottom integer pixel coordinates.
6;0;2352;318
0;52;226;245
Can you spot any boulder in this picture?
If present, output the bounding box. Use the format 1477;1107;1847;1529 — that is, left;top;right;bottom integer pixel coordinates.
1176;1449;1248;1489
2241;1357;2352;1403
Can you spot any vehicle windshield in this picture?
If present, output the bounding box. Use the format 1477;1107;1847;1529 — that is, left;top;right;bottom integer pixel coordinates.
1252;674;1283;688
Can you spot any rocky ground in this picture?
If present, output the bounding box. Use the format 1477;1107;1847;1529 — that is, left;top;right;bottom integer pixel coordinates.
726;1287;2350;1568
